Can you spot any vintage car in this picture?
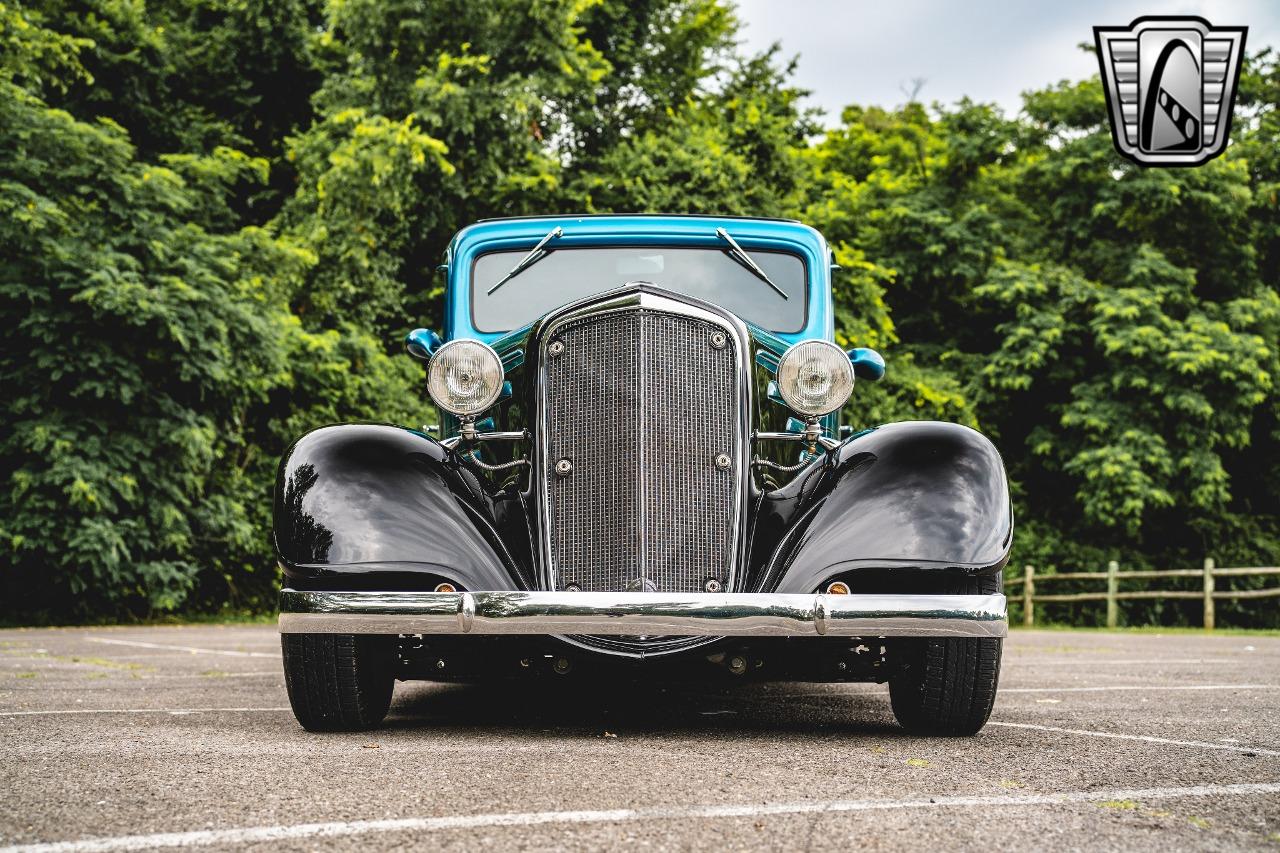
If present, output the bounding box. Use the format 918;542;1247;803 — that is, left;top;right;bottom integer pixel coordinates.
274;214;1011;734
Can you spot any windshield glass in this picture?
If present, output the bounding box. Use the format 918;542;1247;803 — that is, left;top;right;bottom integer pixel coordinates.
470;247;806;332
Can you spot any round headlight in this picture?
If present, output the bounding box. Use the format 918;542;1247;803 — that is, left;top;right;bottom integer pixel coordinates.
776;340;855;417
426;340;504;417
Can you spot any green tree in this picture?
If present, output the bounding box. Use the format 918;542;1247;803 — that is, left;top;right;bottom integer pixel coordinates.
34;0;322;217
577;50;817;216
0;2;306;614
1;2;420;618
807;57;1278;617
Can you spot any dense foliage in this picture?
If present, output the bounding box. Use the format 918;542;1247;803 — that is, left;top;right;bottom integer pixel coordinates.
3;0;1276;624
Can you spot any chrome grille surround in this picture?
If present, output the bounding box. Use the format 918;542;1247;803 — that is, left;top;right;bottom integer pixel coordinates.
534;287;752;654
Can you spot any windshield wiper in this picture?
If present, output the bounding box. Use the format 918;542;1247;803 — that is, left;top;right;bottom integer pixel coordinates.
715;227;788;300
486;226;563;295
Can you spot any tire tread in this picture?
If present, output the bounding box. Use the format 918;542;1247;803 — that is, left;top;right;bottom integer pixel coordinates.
282;633;395;732
889;572;1003;736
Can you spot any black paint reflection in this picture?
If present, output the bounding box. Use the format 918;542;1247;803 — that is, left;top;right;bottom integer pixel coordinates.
755;421;1012;594
278;463;332;563
273;425;527;592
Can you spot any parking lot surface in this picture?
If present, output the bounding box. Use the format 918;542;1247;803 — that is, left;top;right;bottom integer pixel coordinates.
0;626;1277;851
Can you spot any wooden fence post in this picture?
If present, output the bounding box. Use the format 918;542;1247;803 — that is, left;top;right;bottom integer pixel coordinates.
1203;557;1215;630
1106;560;1119;628
1023;564;1035;627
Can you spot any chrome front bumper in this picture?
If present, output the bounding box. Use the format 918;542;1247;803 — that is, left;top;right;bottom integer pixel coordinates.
278;590;1007;639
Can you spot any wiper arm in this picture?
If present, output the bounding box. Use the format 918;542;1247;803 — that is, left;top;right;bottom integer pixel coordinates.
486;226;563;295
716;227;788;300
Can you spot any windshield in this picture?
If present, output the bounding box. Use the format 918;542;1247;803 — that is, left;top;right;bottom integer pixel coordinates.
470;247;807;333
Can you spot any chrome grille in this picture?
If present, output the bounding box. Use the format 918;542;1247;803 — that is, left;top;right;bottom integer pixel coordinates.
543;307;741;593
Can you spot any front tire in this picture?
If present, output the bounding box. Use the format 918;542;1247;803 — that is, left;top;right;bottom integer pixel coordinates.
282;634;396;731
888;572;1003;736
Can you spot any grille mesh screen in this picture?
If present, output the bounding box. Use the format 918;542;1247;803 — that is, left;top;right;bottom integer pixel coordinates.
544;309;739;593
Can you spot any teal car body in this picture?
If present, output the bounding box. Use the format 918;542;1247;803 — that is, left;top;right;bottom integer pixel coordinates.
443;214;836;347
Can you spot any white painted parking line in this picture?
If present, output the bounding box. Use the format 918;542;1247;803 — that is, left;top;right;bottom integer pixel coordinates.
988;721;1280;757
788;683;1277;698
130;672;280;680
1000;684;1277;694
1003;658;1234;666
1;671;279;681
84;638;275;658
0;707;290;718
3;782;1277;853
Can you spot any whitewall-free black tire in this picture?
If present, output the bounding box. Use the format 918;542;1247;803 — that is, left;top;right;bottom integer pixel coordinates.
888;572;1003;736
281;633;396;731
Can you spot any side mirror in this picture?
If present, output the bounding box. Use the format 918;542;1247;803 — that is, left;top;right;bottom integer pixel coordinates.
847;347;885;382
405;328;443;361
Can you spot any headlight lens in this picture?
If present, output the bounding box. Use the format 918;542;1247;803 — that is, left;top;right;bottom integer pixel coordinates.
776;340;855;417
427;340;504;417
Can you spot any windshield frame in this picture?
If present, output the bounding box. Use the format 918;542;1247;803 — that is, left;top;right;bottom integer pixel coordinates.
468;244;810;335
444;217;836;349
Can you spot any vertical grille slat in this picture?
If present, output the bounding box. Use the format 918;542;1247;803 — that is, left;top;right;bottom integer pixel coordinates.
544;308;739;594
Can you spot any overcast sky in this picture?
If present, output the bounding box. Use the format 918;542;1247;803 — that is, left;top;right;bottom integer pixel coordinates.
733;0;1280;124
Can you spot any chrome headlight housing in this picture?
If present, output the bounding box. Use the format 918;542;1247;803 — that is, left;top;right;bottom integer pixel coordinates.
776;340;855;417
426;339;504;417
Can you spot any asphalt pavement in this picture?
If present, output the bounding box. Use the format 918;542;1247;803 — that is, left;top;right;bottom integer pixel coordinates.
1;625;1277;851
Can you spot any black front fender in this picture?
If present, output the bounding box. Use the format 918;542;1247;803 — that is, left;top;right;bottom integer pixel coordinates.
755;421;1012;593
273;425;531;592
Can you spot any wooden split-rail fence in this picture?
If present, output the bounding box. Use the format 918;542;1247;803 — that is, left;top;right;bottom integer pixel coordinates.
1006;560;1280;629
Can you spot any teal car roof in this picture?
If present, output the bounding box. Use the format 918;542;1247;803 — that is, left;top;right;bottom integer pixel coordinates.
444;214;835;346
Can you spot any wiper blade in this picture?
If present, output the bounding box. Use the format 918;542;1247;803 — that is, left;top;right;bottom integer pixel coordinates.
486;226;563;295
716;227;788;300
